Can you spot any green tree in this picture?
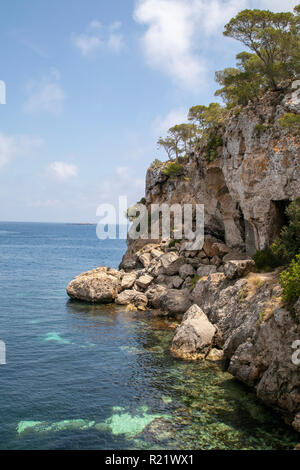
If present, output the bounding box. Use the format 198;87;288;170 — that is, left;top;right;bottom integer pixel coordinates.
272;197;300;264
215;53;266;106
157;123;197;160
188;103;224;132
223;7;300;90
280;254;300;305
157;136;179;160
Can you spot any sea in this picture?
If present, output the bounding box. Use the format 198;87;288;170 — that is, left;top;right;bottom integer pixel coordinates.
0;221;298;450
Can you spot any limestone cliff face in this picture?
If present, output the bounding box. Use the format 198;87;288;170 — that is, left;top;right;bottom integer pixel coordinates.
116;84;300;433
145;85;300;255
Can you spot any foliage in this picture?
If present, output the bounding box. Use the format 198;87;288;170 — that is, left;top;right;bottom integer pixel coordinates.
150;159;163;169
280;254;300;305
168;239;181;248
157;124;197;160
254;123;268;137
188;103;224;131
189;275;201;292
252;248;282;272
215;54;265;106
272;197;300;264
155;5;300;164
204;134;223;162
223;7;300;89
162;162;184;178
279;113;300;132
216;5;300;105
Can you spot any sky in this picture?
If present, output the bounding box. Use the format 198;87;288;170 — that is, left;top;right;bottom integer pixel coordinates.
0;0;298;223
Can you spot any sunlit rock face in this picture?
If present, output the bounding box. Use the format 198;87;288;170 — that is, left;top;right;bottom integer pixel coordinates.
144;84;300;256
66;267;121;303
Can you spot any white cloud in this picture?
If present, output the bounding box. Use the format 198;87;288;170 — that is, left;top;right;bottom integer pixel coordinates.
0;133;43;169
254;0;298;11
133;0;245;91
153;107;188;136
24;69;65;115
72;20;125;56
48;161;78;181
72;34;102;56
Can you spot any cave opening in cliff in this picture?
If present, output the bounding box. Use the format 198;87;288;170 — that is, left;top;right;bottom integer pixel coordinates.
269;200;291;243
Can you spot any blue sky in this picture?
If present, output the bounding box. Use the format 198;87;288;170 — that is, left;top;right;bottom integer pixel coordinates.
0;0;298;222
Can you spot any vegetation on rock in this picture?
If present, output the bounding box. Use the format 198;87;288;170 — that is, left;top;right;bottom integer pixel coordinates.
272;197;300;265
156;4;300;164
252;248;282;272
280;254;300;305
162;162;184;179
279;113;300;132
217;6;300;105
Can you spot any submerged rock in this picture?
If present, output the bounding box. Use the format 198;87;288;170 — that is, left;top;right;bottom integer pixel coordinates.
171;305;216;360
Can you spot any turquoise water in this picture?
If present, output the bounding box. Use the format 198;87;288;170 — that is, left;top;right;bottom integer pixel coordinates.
0;222;298;450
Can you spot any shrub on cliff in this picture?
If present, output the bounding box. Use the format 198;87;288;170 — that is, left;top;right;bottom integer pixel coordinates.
204;134;224;162
253;248;282;272
272;197;300;264
280;254;300;305
162;162;184;179
279;113;300;132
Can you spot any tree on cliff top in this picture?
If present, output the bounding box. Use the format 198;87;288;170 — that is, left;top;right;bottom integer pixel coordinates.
216;5;300;105
157;123;197;160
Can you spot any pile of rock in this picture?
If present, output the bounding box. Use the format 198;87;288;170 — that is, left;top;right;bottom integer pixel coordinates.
66;238;300;432
66;237;255;316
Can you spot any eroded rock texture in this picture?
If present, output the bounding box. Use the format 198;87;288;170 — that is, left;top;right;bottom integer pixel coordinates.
144;86;300;255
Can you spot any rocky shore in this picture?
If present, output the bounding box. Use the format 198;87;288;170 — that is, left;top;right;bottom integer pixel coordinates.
67;235;300;434
67;85;300;435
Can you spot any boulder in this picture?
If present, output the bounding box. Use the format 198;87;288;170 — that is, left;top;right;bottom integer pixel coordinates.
203;237;218;258
146;285;168;309
170;275;184;289
211;255;222;267
66;267;120;303
196;265;217;277
160;289;192;316
161;253;185;276
211;242;230;258
179;264;195;280
160;252;178;273
136;274;154;289
115;289;136;305
223;251;251;262
147;259;163;278
151;248;164;259
224;260;255;280
206;348;224;362
115;289;148;309
171;305;216;359
121;272;137;290
138;252;152;268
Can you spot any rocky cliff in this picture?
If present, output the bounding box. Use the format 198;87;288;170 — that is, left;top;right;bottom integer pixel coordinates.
143;85;300;256
67;84;300;435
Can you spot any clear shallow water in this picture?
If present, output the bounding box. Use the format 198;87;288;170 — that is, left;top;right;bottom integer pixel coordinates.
0;222;298;450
